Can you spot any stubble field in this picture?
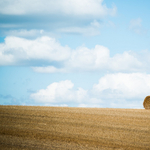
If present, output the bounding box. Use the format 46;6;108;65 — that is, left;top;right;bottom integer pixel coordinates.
0;105;150;150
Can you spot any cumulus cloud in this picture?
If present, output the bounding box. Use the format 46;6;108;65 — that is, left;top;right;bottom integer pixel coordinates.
33;45;143;73
93;73;150;99
109;51;142;72
67;46;142;72
66;45;110;71
0;36;71;66
30;73;150;108
1;36;148;72
30;80;89;104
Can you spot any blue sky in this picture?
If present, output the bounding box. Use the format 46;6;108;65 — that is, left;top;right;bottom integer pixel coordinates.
0;0;150;108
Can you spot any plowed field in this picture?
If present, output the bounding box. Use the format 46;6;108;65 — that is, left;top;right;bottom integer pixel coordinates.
0;106;150;150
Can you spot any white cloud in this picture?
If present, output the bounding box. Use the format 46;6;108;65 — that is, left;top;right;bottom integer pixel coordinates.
0;0;116;17
0;50;15;66
32;45;142;73
65;46;142;72
30;73;150;108
109;51;142;71
0;1;117;36
66;45;110;71
30;80;88;104
0;36;71;65
93;73;150;99
1;35;148;72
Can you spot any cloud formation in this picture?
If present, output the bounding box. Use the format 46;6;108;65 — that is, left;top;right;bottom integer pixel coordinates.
65;46;142;72
31;73;150;108
0;36;71;66
0;0;116;17
93;73;150;99
30;80;88;104
1;36;148;73
0;0;116;36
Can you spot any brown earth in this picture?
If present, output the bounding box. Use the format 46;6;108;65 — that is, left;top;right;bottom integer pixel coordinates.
0;105;150;150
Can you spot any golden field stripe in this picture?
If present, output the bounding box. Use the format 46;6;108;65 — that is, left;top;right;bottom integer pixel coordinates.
0;106;150;150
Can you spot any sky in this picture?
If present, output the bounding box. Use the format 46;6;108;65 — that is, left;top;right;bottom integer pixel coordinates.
0;0;150;108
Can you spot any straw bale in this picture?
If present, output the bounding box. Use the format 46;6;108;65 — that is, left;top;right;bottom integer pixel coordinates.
143;96;150;109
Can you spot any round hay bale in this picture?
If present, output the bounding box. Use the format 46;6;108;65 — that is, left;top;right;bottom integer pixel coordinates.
143;96;150;109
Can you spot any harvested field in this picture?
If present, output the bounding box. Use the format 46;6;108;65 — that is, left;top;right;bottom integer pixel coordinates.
0;106;150;150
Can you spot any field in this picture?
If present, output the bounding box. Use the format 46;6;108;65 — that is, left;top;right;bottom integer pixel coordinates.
0;106;150;150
